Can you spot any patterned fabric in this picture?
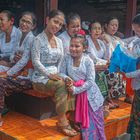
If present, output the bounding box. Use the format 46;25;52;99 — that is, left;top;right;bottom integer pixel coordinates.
0;77;32;113
95;72;108;98
127;89;140;140
33;79;75;114
0;26;21;59
81;105;106;140
87;36;110;64
60;54;104;112
105;70;125;99
31;31;64;84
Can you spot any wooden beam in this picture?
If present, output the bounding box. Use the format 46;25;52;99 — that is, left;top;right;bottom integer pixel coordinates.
125;0;137;37
50;0;58;11
35;0;44;27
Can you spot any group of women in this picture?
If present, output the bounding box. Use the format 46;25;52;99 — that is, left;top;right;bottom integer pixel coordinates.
0;8;139;140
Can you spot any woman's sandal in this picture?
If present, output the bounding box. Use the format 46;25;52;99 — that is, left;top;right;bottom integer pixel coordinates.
56;122;78;137
69;121;81;132
0;120;3;127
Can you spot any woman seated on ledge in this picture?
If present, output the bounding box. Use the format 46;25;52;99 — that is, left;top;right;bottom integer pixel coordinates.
0;10;20;69
31;9;77;137
0;11;37;126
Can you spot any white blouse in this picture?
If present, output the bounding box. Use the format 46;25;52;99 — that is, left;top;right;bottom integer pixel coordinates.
87;36;110;64
60;54;104;111
123;36;140;58
103;33;124;59
0;26;21;58
31;31;64;84
124;36;140;90
7;31;34;77
58;31;71;55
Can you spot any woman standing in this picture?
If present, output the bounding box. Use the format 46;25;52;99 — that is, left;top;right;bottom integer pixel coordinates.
124;14;140;140
31;9;77;137
60;34;106;140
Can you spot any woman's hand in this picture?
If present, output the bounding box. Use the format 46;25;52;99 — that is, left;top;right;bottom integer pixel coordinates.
13;52;23;63
0;60;11;67
67;86;74;93
100;34;109;45
95;64;108;71
48;74;62;81
65;77;73;87
65;77;74;96
0;72;8;78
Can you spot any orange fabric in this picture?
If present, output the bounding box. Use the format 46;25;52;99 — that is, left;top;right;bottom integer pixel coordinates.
125;78;134;96
25;60;34;69
0;71;7;75
123;75;134;96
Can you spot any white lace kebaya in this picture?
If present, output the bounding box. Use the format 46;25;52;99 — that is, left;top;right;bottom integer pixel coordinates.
60;54;104;111
31;31;64;84
0;26;21;58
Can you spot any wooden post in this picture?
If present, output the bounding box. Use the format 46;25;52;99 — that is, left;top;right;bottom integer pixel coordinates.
35;0;51;29
35;0;44;28
125;0;137;37
50;0;58;11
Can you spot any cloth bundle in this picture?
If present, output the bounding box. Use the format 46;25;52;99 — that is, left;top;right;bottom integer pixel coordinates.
109;44;137;73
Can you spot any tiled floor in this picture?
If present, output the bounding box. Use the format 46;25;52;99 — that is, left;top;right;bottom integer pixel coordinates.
113;133;130;140
0;99;131;140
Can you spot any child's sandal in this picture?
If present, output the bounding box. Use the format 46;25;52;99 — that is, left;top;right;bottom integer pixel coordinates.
56;122;78;137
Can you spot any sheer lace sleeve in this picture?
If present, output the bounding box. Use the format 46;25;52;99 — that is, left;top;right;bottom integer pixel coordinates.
73;57;96;94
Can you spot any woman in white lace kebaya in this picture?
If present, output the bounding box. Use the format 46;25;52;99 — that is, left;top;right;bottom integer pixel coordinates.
124;14;140;140
0;11;37;126
60;34;106;140
0;10;21;68
101;17;125;103
87;20;110;65
31;10;78;137
58;12;84;55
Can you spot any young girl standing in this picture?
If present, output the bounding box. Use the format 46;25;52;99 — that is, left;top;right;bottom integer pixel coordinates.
60;34;106;140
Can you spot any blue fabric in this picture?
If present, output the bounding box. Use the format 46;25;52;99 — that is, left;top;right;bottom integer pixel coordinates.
109;44;137;73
